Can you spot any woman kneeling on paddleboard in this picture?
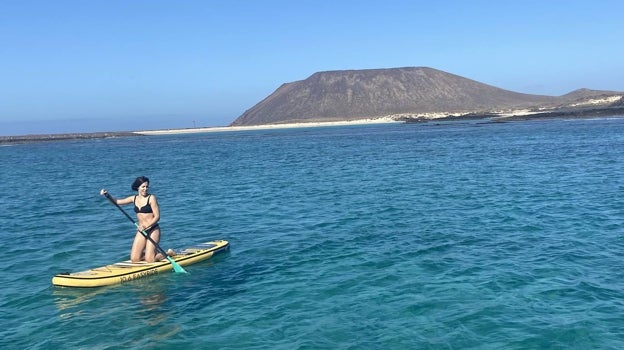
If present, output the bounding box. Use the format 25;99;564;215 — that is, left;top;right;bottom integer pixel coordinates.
100;176;174;263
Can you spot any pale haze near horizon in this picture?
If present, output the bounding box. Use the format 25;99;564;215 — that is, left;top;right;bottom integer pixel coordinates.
1;0;623;136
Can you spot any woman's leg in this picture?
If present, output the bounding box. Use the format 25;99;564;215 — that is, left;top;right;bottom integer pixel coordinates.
145;228;162;263
130;231;146;262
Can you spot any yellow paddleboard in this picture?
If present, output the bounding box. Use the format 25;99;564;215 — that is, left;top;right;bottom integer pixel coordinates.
52;240;229;288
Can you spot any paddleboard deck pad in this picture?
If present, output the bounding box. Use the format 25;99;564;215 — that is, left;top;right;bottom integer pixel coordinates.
52;240;229;288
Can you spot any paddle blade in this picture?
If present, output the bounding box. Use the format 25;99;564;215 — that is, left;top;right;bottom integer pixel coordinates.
167;257;188;273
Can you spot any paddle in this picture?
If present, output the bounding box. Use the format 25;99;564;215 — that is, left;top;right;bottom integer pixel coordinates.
103;192;187;273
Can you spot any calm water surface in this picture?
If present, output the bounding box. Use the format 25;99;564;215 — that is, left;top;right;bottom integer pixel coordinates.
1;118;624;349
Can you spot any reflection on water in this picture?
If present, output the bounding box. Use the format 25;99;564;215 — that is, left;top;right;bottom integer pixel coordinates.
53;284;121;314
140;290;167;309
49;272;184;347
53;275;169;319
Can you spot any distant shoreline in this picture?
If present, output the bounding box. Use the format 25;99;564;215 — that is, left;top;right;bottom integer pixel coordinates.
0;118;399;144
0;131;141;145
2;109;624;144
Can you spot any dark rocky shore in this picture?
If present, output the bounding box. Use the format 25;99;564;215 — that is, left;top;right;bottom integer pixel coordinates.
0;131;141;145
399;106;624;124
493;106;624;122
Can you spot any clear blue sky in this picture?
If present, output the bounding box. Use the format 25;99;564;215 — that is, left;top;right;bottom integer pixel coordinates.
1;0;623;135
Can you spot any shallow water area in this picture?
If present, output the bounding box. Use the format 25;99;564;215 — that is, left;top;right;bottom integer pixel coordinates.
2;118;624;349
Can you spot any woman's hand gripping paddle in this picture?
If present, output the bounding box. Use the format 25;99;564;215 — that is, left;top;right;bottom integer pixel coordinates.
103;192;187;273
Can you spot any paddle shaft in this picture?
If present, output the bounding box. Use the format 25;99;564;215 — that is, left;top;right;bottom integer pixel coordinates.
103;192;187;273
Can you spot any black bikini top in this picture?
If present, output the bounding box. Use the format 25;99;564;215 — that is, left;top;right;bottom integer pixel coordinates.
134;195;153;214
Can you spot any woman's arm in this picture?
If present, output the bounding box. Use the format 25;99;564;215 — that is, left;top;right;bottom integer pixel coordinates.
100;189;133;205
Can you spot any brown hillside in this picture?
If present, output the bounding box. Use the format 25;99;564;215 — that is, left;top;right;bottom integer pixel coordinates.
232;67;561;126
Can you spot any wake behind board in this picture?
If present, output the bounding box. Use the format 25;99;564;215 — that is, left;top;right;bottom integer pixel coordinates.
52;240;229;288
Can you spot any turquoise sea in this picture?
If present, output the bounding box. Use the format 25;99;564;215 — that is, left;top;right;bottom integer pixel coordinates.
2;118;624;349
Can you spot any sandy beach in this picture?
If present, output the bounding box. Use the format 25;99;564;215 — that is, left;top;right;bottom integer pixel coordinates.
133;117;400;135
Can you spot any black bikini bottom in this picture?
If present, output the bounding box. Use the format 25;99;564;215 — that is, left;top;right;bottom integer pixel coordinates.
142;224;160;235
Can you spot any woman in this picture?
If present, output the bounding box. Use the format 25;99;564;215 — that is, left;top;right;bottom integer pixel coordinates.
100;176;173;263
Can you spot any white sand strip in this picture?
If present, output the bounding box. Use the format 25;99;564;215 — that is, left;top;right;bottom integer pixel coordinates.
133;117;400;135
